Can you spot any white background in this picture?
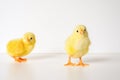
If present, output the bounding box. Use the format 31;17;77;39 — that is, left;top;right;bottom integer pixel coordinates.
0;0;120;54
0;1;120;80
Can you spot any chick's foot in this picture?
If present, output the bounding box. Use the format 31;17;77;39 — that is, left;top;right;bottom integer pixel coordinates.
64;62;75;66
13;57;27;63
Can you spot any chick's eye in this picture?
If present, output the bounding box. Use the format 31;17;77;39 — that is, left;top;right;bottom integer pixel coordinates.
84;29;86;31
76;30;79;32
30;37;32;40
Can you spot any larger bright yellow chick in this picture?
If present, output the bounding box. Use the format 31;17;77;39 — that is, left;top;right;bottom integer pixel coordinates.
65;25;91;66
7;32;36;62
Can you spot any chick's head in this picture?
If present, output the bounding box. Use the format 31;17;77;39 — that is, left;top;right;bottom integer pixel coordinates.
73;25;88;38
22;32;36;45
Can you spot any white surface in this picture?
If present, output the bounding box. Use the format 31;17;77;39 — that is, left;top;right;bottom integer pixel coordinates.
0;0;120;53
0;53;120;80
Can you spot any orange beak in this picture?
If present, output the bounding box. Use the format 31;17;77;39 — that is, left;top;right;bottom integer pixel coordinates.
27;37;30;42
80;30;84;34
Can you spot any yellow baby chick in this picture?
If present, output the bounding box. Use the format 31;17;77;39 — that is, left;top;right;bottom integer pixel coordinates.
65;25;91;66
7;32;36;63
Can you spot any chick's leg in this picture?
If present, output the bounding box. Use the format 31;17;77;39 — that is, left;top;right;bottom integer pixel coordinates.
64;56;74;66
13;56;27;63
76;57;89;67
19;57;27;61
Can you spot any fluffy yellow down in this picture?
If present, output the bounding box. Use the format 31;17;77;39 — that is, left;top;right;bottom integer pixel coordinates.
7;32;36;57
65;25;91;58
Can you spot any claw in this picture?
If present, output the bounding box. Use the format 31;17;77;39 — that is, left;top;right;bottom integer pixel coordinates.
64;62;75;66
76;57;89;67
64;56;75;66
76;63;89;67
13;57;27;63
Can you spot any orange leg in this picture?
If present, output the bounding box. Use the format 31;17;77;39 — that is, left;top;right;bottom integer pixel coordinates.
13;56;27;63
64;56;75;66
76;57;89;67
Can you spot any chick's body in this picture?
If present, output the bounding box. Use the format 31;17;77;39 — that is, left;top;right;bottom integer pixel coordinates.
65;25;91;66
7;32;36;62
7;39;34;57
66;35;90;58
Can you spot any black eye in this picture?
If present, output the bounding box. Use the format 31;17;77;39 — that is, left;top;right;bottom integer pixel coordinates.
84;29;86;31
76;30;79;32
30;37;32;40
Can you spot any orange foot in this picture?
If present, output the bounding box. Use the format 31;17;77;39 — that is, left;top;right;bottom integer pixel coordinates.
76;62;89;67
13;57;27;63
64;62;75;66
76;57;89;67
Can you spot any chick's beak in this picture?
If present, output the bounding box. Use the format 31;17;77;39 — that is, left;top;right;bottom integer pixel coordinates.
80;32;82;34
80;30;84;34
27;37;30;42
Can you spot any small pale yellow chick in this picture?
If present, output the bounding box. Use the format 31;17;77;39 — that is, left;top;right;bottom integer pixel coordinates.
65;25;91;66
7;32;36;62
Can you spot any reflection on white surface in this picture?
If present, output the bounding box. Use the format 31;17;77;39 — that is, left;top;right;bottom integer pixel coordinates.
6;63;34;80
1;63;33;80
0;53;120;80
66;67;88;80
